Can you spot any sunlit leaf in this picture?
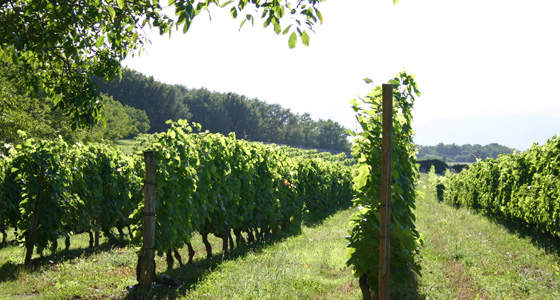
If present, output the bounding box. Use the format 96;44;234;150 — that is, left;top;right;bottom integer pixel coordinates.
314;7;323;24
288;31;297;48
220;0;233;7
106;6;115;19
282;24;292;35
301;30;309;46
95;36;104;48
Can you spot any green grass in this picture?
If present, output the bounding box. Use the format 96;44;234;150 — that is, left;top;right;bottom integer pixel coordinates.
175;210;361;300
0;210;362;299
1;175;559;299
0;230;138;299
114;138;137;154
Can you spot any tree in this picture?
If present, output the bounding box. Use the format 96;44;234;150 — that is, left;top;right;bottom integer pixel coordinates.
0;0;328;128
315;118;350;151
300;113;317;147
90;96;151;141
0;60;149;146
93;68;190;133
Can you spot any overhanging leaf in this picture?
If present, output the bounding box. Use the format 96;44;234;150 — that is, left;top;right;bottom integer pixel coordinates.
282;24;292;35
95;36;104;48
301;30;310;47
288;31;297;48
106;6;115;19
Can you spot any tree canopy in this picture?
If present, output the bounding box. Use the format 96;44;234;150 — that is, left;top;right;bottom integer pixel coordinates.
95;68;351;152
0;62;150;150
0;0;329;128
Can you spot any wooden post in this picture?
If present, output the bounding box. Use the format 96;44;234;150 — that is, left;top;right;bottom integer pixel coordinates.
138;151;156;289
24;166;45;266
379;84;393;300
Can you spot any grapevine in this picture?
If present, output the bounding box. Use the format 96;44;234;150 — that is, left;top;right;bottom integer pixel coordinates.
345;71;423;297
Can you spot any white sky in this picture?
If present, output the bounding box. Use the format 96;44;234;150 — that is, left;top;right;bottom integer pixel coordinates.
124;0;560;150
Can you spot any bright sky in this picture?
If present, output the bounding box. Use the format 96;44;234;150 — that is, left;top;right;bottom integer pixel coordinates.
124;0;560;151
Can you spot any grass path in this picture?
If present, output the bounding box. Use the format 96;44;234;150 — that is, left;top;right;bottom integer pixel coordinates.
175;209;361;300
1;174;559;299
415;174;560;299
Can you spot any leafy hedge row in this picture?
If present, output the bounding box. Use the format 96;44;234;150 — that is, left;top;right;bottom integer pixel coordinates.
0;123;354;261
131;120;354;256
443;136;560;237
0;137;142;254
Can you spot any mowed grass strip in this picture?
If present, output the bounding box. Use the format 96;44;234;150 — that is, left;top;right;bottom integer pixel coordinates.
415;174;560;299
178;209;361;300
0;230;137;299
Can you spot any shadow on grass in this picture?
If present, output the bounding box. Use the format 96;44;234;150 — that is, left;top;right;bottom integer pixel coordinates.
0;237;130;284
0;239;18;250
444;198;560;257
392;273;426;300
124;226;300;300
0;261;19;282
482;213;560;257
124;205;356;300
302;203;353;228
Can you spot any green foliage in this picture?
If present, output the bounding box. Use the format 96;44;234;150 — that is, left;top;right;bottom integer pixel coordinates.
0;63;150;147
90;96;151;141
0;118;351;262
130;119;353;256
5;137;72;254
345;71;422;296
443;136;560;238
0;147;18;233
1;0;327;127
66;143;143;236
0;137;143;257
0;62;68;148
92;68;191;133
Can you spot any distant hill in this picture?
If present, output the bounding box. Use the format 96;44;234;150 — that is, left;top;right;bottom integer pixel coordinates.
93;68;351;152
417;143;515;163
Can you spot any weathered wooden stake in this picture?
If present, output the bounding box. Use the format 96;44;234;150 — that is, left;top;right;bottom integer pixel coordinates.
24;166;45;266
379;83;393;300
138;150;156;289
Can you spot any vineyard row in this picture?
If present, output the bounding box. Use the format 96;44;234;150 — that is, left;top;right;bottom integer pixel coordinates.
442;135;560;238
0;121;354;264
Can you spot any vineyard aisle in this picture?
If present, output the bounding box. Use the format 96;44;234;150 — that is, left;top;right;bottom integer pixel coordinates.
415;174;560;299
